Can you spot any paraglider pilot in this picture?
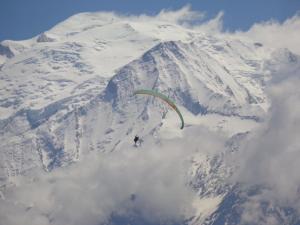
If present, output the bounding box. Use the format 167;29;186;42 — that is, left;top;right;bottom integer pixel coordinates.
134;135;139;146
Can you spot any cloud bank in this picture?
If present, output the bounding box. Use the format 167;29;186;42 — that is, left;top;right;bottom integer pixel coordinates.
237;13;300;55
230;49;300;223
0;141;192;225
0;125;226;225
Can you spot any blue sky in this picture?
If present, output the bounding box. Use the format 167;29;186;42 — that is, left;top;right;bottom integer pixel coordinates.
0;0;299;41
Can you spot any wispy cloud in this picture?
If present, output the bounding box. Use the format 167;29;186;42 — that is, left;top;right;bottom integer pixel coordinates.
155;5;205;25
237;12;300;54
0;122;227;225
229;50;300;223
194;11;224;33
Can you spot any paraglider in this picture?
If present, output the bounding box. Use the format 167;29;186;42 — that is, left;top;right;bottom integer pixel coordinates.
134;89;184;129
133;135;143;147
134;135;139;146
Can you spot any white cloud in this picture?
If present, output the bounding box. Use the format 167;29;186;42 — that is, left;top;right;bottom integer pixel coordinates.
155;5;205;25
240;194;281;225
236;77;300;200
0;123;227;225
194;11;224;33
82;5;220;33
228;49;300;223
81;5;205;26
237;12;300;55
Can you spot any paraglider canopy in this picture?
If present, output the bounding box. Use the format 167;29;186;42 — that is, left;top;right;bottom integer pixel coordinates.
134;89;184;129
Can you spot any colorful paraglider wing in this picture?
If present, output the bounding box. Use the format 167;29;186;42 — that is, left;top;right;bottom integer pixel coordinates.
134;89;184;129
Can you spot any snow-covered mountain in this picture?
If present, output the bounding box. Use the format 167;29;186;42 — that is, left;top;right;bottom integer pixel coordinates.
1;11;299;225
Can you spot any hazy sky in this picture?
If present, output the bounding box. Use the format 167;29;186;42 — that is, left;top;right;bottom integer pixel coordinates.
0;0;299;41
